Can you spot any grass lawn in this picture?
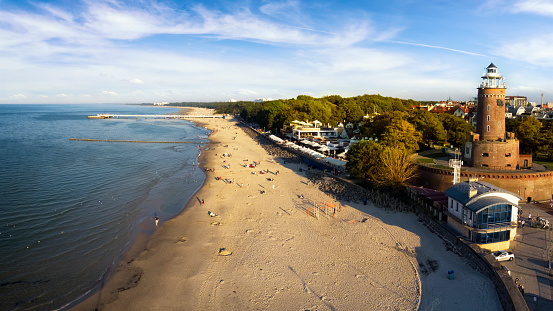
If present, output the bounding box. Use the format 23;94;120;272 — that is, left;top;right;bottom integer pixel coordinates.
418;150;450;159
534;159;553;170
418;158;435;163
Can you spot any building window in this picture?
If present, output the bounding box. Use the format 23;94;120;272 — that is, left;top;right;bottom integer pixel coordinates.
487;125;490;132
482;164;488;167
487;115;490;121
505;153;511;157
507;164;511;167
487;105;490;111
524;159;528;167
475;230;511;244
476;204;512;229
482;153;489;157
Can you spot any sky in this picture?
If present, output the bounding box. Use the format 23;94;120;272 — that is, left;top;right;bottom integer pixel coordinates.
1;0;553;104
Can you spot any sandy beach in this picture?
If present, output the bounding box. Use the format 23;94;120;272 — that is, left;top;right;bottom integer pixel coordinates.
72;109;502;311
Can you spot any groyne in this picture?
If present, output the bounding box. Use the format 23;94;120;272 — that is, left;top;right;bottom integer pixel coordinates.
69;138;205;144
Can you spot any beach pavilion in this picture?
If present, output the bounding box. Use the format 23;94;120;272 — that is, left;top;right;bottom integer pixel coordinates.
444;179;521;251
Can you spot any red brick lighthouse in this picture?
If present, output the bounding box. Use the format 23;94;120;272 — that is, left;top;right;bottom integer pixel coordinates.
463;63;531;170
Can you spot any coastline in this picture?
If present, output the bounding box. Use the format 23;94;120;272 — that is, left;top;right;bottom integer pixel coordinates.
71;109;502;310
68;107;211;310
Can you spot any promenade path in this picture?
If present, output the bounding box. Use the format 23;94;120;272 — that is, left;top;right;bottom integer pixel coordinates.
503;202;553;311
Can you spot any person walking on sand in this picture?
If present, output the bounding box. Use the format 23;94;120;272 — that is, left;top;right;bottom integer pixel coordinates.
201;199;205;205
155;217;159;226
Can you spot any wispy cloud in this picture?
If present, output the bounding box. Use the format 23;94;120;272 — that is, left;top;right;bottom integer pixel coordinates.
511;0;553;16
127;78;144;84
495;33;553;66
387;40;487;57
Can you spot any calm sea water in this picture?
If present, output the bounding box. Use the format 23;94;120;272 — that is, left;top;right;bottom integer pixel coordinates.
0;104;207;310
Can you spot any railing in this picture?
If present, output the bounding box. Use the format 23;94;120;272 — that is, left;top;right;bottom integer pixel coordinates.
474;221;517;231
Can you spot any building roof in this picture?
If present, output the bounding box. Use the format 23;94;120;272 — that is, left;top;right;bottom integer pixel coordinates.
488;63;496;69
444;180;521;207
465;196;514;213
408;186;448;209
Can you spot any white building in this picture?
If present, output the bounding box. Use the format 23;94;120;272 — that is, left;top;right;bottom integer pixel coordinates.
444;180;520;251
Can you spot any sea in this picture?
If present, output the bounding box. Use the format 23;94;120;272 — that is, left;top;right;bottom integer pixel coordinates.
0;104;207;310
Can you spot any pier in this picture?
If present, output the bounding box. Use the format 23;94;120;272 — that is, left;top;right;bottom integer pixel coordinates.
88;114;224;119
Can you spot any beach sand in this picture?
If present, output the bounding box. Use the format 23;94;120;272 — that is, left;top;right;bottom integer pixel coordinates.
72;110;502;311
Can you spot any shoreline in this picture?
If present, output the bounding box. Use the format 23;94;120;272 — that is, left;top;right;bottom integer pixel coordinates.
71;110;502;311
68;108;211;311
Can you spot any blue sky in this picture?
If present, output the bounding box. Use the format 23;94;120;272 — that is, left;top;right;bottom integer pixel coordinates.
1;0;553;104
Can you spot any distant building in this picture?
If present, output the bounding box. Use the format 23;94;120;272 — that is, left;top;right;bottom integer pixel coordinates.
444;180;520;251
254;98;273;103
290;120;342;140
505;96;527;107
451;106;470;118
153;102;169;106
507;105;526;116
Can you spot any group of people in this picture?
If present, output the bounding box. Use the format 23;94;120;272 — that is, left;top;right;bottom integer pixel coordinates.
515;278;525;295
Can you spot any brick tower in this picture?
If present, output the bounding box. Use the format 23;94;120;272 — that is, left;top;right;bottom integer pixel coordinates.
463;63;529;170
476;63;506;140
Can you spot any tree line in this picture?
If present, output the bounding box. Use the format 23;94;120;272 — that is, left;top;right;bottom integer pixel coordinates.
507;116;553;159
184;94;475;189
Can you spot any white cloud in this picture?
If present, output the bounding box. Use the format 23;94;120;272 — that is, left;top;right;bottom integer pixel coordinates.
234;89;259;95
305;47;412;74
127;78;144;84
495;33;553;66
9;94;27;99
512;0;553;16
101;91;118;95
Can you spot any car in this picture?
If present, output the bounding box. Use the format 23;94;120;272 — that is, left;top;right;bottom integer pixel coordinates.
492;250;515;261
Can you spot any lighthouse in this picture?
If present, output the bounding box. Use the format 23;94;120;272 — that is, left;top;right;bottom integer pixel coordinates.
463;63;525;170
476;63;506;140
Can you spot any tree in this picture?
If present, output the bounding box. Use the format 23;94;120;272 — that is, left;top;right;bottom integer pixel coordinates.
513;116;542;154
408;110;446;148
372;146;418;188
361;111;408;139
345;140;382;179
438;114;475;148
346;141;417;188
380;118;422;151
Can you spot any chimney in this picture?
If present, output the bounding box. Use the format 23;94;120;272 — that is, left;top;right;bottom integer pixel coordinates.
469;186;477;198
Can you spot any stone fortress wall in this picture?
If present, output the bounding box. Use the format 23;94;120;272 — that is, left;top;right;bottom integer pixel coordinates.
416;165;553;202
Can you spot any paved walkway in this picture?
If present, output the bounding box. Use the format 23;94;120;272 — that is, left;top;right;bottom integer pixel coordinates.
503;203;553;311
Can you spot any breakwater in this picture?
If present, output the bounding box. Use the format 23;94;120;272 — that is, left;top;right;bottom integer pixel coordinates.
69;138;204;144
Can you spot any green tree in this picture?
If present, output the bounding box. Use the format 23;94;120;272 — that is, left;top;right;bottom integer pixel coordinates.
514;116;542;154
345;140;382;179
438;114;475;148
380;118;422;151
408;110;446;148
372;146;418;188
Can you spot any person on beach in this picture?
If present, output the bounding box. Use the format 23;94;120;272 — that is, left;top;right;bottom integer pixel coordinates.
201;199;205;205
155;217;159;226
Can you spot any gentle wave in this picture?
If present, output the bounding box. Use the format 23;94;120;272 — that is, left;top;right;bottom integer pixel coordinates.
0;104;206;311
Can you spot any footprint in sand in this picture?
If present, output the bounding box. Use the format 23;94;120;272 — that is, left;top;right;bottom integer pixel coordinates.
175;236;187;243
